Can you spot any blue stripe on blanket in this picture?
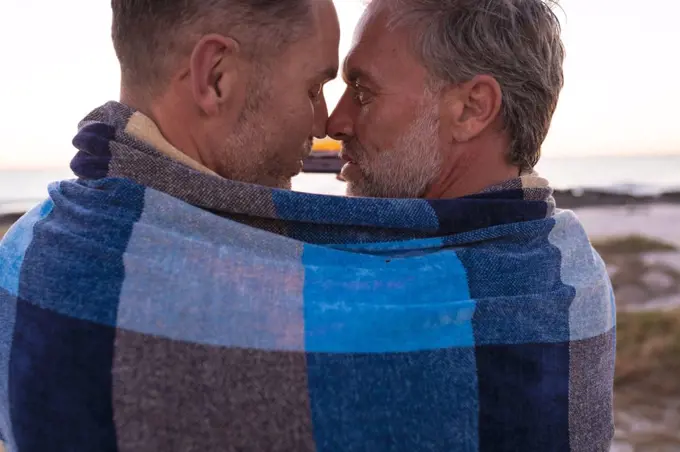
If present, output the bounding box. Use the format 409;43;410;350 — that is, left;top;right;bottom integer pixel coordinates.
459;218;572;345
17;180;145;324
272;190;440;230
0;288;14;447
0;200;53;297
307;347;480;451
9;301;120;451
115;189;307;350
126;188;303;258
113;189;476;353
427;195;549;234
333;235;447;254
475;341;570;451
0;200;53;450
302;242;475;353
7;179;144;450
456;217;573;449
548;211;615;341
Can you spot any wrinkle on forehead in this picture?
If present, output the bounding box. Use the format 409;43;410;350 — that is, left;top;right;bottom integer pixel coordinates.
343;6;426;92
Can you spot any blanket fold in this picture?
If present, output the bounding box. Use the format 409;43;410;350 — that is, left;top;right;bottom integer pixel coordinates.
0;101;615;451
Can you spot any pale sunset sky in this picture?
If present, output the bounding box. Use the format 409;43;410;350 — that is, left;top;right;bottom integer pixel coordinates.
0;0;678;169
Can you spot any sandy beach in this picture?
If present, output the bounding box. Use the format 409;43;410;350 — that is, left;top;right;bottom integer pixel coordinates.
574;204;680;248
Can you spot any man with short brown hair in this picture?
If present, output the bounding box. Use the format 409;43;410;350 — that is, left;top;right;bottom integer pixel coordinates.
110;0;339;188
330;0;565;199
0;1;340;450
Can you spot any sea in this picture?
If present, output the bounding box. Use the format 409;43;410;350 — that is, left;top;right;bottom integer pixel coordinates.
1;154;679;215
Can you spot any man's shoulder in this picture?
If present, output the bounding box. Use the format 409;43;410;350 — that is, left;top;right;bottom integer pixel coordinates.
0;199;55;298
0;200;55;252
551;208;590;240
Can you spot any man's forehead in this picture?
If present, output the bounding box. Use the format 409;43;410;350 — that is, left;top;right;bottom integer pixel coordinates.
310;32;339;80
342;13;419;85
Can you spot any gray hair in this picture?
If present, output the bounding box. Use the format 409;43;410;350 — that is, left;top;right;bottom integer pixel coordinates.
380;0;566;169
111;0;313;99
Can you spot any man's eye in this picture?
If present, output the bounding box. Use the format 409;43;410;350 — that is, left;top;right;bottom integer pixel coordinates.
352;89;370;105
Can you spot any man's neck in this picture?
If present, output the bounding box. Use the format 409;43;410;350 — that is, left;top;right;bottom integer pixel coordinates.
119;91;219;177
424;142;520;199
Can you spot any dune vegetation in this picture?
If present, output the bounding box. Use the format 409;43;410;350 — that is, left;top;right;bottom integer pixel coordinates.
614;309;680;448
616;309;680;397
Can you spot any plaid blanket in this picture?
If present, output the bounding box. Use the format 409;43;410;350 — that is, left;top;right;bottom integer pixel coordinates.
0;102;615;451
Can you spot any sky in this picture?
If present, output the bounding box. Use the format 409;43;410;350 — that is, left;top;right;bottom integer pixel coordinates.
0;0;678;169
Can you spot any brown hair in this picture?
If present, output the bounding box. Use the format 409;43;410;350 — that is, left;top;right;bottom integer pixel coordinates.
111;0;313;98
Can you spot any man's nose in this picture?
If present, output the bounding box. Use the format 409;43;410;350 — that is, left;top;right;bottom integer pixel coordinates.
326;91;354;142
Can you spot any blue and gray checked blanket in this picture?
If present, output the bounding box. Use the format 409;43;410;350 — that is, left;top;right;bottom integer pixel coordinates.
0;102;615;451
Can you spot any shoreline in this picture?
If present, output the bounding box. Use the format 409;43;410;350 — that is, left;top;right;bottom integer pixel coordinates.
553;189;680;209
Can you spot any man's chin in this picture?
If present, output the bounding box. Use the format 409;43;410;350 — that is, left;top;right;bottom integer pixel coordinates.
280;179;293;190
344;179;372;198
250;174;292;190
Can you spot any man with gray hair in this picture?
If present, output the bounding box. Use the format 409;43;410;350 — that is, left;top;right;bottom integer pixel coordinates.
110;0;340;188
330;0;565;199
328;0;616;450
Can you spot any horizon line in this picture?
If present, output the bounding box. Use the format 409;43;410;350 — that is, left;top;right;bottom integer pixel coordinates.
2;150;680;172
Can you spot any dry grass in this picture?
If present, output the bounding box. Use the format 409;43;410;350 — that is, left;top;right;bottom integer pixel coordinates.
614;309;680;448
616;309;680;397
583;235;680;446
609;238;680;395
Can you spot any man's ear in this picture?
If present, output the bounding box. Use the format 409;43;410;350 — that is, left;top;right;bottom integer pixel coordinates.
188;34;242;117
441;75;503;143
